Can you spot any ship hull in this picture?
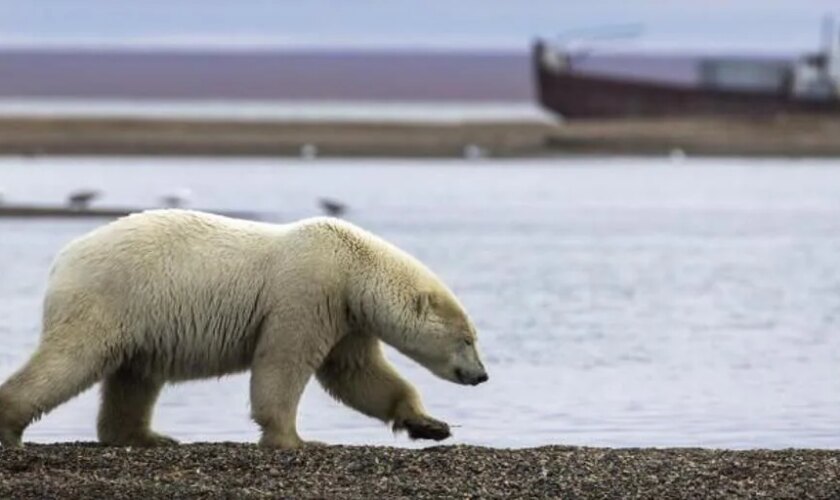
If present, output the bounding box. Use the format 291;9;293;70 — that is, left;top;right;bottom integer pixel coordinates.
533;42;840;119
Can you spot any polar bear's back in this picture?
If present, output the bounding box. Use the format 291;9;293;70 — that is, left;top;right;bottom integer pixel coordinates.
50;210;281;292
42;210;311;379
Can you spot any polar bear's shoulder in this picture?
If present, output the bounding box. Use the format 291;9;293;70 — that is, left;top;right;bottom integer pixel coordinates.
290;217;390;263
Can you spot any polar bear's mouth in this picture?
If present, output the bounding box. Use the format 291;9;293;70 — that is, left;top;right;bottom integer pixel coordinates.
454;367;489;386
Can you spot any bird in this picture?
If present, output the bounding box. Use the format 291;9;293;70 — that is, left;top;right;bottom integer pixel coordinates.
160;188;193;209
67;189;100;210
300;144;318;160
319;198;347;217
463;143;487;159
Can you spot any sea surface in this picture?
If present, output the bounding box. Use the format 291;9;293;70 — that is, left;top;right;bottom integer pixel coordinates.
1;156;839;449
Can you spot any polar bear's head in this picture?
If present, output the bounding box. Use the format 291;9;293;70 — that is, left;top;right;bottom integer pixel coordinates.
356;254;488;386
321;218;488;386
398;285;489;386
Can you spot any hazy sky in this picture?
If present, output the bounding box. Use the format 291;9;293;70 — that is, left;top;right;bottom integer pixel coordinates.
2;0;839;52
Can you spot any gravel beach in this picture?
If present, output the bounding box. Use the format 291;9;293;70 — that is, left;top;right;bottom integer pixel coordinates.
1;443;839;499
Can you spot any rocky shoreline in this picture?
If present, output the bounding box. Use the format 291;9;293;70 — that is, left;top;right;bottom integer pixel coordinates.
1;443;839;499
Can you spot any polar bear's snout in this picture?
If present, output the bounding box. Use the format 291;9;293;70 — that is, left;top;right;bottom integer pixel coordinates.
455;366;488;386
452;341;489;386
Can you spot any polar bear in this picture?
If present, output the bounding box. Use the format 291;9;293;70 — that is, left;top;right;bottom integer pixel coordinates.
0;210;488;449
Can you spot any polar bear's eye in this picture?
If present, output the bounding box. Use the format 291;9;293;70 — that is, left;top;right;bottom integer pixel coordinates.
463;339;473;347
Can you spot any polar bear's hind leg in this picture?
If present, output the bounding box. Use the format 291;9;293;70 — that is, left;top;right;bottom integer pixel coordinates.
97;369;177;447
0;323;117;448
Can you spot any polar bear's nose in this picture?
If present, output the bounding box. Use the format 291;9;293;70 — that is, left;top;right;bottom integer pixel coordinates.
455;368;489;386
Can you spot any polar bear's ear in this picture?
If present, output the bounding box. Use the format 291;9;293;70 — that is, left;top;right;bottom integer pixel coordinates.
414;292;431;316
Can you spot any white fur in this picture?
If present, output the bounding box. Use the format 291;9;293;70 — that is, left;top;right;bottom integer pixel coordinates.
0;210;486;448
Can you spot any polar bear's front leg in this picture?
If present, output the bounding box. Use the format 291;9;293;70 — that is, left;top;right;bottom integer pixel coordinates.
316;333;451;441
250;313;329;449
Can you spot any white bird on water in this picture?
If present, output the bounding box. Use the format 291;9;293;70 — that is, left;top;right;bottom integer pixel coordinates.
463;144;487;160
301;144;318;160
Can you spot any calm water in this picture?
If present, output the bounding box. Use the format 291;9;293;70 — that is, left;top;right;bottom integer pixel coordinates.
1;156;840;449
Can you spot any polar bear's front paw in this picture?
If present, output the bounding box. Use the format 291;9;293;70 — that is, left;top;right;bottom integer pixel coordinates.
395;415;451;441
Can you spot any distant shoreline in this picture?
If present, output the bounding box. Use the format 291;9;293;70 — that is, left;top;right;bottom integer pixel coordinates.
0;116;552;158
1;115;839;158
2;443;839;498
